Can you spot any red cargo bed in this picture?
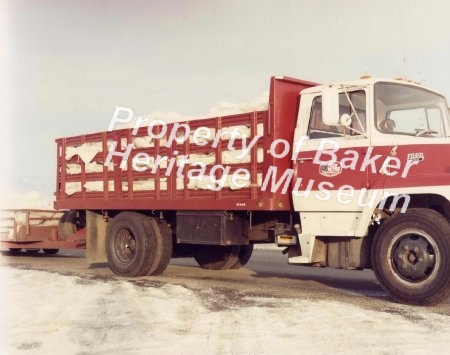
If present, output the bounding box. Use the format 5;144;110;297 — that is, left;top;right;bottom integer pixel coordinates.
55;76;316;211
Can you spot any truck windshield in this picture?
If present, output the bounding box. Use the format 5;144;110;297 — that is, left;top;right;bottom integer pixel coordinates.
375;82;448;137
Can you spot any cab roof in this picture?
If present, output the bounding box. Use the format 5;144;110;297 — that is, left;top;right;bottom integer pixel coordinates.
301;77;436;95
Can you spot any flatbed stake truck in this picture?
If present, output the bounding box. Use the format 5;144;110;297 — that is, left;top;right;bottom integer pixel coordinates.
5;75;450;305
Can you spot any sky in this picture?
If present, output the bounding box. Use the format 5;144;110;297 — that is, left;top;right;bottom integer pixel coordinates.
1;0;450;205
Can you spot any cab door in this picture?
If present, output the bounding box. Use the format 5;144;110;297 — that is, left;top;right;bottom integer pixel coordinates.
292;90;372;236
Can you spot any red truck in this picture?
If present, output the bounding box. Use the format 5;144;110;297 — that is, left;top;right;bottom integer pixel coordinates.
3;76;450;305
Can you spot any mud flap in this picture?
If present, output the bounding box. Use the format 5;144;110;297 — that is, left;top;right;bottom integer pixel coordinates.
86;210;108;264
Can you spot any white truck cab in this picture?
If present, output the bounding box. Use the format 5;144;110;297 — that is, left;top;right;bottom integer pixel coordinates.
285;77;450;304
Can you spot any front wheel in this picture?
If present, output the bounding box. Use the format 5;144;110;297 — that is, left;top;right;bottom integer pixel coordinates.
372;209;450;305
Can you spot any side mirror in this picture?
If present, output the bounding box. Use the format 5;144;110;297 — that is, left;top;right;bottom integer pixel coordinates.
322;86;340;126
340;113;352;127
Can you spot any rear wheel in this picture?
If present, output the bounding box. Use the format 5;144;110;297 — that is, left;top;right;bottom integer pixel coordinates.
372;209;450;305
106;212;158;277
43;249;59;255
231;244;254;269
193;245;241;270
9;248;22;254
58;210;78;240
146;218;172;275
106;212;172;277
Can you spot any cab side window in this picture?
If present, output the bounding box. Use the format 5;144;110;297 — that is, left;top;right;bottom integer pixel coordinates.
308;91;366;139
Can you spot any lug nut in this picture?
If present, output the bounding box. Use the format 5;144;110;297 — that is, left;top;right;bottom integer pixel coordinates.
403;245;409;251
413;246;419;253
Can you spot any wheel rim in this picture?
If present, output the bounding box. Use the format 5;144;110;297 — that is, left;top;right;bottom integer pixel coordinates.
390;229;439;283
114;228;137;264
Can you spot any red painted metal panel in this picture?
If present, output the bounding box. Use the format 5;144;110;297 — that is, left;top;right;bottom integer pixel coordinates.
295;143;450;191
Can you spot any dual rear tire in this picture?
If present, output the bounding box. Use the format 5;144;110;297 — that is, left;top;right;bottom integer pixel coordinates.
106;212;172;277
193;244;253;270
106;212;252;276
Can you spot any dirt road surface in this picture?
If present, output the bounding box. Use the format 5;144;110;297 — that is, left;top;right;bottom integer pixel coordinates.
1;248;449;316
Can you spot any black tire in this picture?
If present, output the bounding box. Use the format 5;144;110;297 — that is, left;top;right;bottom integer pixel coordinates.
372;208;450;305
106;212;160;277
144;218;173;276
43;249;59;255
75;210;86;230
9;248;22;254
26;249;40;254
58;210;78;241
231;244;254;269
193;245;241;270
